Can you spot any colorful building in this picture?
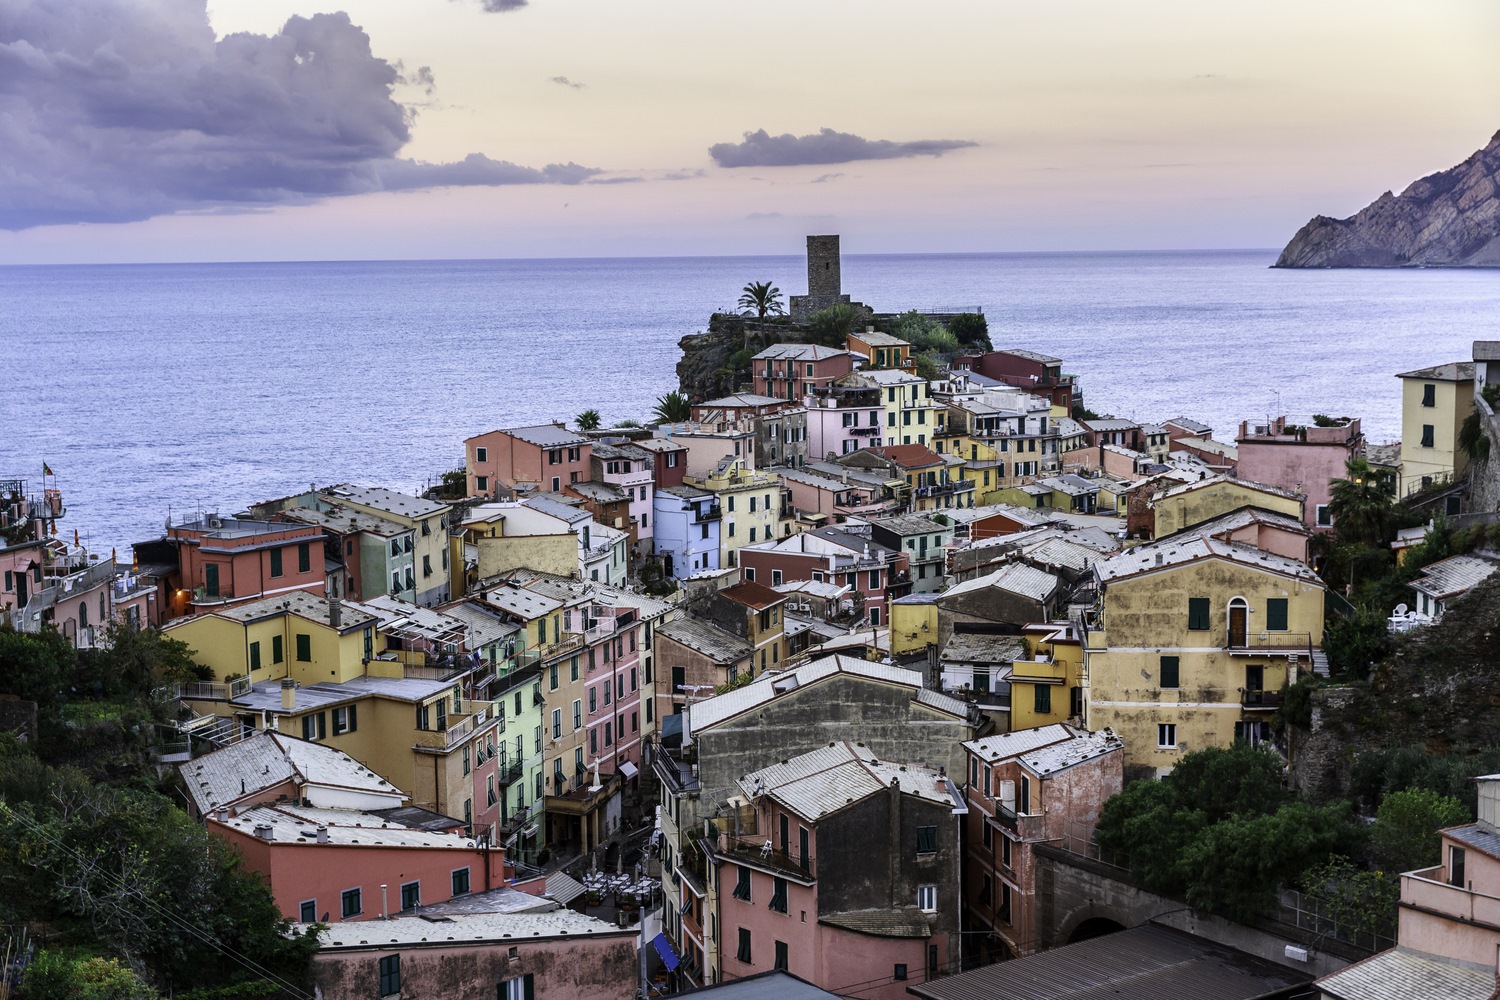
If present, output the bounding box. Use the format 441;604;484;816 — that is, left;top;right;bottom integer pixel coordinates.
1235;416;1363;531
1395;361;1475;497
466;423;592;498
752;344;854;401
738;527;910;628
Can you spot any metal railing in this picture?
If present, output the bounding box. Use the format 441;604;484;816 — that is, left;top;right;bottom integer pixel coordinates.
172;677;252;701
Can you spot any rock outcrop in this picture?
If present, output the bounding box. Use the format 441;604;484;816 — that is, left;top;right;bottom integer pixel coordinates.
1275;130;1500;268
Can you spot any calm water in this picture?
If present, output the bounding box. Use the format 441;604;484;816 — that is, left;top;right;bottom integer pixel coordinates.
1;251;1495;551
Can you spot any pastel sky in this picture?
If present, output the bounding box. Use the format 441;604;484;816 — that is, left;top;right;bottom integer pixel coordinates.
1;0;1496;263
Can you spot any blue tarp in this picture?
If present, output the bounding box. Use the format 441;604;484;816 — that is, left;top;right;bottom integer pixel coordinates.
651;932;680;971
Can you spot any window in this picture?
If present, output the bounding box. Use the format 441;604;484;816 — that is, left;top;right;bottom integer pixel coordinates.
476;446;488;463
416;703;432;730
463;744;471;774
249;640;261;671
1187;597;1211;631
776;940;789;971
604;722;613;746
332;705;357;734
1033;684;1051;714
500;974;535;1000
400;881;420;911
295;633;311;661
298;542;310;574
1421;424;1435;448
770;877;788;913
341;887;362;918
205;563;220;597
916;826;937;854
894;964;908;982
269;548;283;578
588;687;597;712
744;567;755;582
733;866;751;901
551;709;562;739
1316;504;1332;527
572;700;582;729
590;728;598;754
1266;598;1288;632
295;898;317;923
423;554;432;577
272;635;284;664
916;884;937;911
1160;655;1180;688
1019;775;1031;815
302;712;327;741
477;475;489;492
1422;383;1436;407
378;954;400;997
1158;723;1177;748
1451;846;1467;887
737;928;752;963
1002;834;1012;868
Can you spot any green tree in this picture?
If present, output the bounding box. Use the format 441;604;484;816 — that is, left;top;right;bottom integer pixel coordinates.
738;281;785;320
1298;857;1400;939
806;304;857;347
25;952;161;1000
1370;788;1470;873
88;623;207;696
1327;457;1397;550
651;391;691;424
0;626;74;731
575;409;601;431
614;419;642;429
1322;602;1394;680
947;312;991;351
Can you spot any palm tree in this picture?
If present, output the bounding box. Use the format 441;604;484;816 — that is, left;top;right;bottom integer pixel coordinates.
807;303;857;347
738;281;785;320
652;391;691;424
1327;456;1396;548
576;409;601;431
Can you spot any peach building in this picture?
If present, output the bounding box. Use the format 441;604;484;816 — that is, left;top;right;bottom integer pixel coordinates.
466;424;592;498
1236;416;1363;531
1318;774;1500;1000
136;515;327;620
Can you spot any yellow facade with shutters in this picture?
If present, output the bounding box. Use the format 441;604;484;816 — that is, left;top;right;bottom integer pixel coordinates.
1009;628;1084;731
1152;480;1303;538
166;608;373;685
1398;367;1474;496
1084;555;1324;778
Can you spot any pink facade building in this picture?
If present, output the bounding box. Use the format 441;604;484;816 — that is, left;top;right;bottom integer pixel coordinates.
1236;415;1363;530
135;515;327;621
592;441;657;547
805;385;884;463
466;423;593;497
752;344;854;401
953;349;1076;411
714;741;966;1000
633;437;689;490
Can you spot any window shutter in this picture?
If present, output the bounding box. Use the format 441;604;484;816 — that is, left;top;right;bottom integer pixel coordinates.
523;974;535;1000
1266;599;1288;632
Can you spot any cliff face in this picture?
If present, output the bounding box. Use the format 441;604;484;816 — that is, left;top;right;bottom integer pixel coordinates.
1275;130;1500;268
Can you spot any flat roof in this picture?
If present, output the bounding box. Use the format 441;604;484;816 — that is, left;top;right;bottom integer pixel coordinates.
307;907;631;948
322;484;448;520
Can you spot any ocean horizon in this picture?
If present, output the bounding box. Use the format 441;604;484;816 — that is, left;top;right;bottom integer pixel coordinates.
3;248;1494;551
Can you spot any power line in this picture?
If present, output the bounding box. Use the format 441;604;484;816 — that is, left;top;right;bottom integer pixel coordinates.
0;804;315;1000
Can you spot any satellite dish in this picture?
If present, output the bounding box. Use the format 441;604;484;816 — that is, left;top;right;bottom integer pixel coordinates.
1394;603;1409;616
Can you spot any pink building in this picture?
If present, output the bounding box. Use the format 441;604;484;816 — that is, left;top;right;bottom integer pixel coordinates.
576;595;646;784
714;741;965;999
953;349;1076;412
1;537;117;647
962;725;1123;961
778;468;895;522
135;515;327;621
739;527;910;627
466;424;593;497
211;802;508;923
752;344;855;401
592;441;656;546
805;385;884;462
1318;773;1500;999
1236;416;1363;530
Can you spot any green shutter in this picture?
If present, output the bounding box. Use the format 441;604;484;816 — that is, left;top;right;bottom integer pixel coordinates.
272;635;283;663
1266;599;1289;632
296;633;311;661
1033;684;1051;714
1160;656;1180;688
523;973;535;1000
249;641;261;672
1188;598;1211;631
347;703;357;732
269;548;283;578
204;563;219;597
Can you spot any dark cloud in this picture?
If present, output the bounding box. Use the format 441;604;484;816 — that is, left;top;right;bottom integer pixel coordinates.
477;0;529;11
709;128;976;168
0;1;597;230
550;76;586;89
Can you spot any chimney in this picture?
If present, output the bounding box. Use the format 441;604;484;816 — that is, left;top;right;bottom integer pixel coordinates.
381;884;389;919
316;824;330;844
254;822;274;841
281;678;296;711
215;806;228;822
329;599;342;629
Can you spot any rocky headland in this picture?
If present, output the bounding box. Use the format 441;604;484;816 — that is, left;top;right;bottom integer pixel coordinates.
1274;130;1500;268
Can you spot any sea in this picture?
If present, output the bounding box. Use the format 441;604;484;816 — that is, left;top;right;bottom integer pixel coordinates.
1;249;1495;552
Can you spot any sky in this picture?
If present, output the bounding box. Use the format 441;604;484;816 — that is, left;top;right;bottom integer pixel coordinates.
0;0;1496;263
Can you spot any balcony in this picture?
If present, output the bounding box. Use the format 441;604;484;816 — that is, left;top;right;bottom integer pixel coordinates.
720;836;816;881
914;482;967;498
848;426;880;437
1240;689;1283;711
1224;631;1314;656
413;701;502;750
172;677;253;701
1403;866;1500;926
693;504;722;523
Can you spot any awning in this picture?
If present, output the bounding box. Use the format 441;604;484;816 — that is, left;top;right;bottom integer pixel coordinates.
620;761;639;780
521;824;539;838
651;933;681;972
545;870;588;906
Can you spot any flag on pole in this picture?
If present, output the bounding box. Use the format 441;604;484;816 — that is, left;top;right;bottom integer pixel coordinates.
42;462;54;476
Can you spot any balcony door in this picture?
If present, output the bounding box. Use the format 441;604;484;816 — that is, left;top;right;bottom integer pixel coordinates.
1227;598;1248;647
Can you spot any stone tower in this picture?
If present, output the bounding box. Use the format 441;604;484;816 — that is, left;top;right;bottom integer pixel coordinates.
790;234;854;323
806;235;842;300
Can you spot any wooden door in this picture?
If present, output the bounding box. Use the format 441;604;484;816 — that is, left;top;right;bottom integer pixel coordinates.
1229;604;1248;647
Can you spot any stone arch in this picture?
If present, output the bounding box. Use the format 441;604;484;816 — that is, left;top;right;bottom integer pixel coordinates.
1068;916;1127;944
1056;901;1133;946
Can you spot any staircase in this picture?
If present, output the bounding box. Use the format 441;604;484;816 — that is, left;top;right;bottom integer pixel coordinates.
1310;649;1330;678
180;712;251;749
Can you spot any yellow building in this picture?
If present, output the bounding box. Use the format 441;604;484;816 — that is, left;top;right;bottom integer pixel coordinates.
1396;361;1475;497
1150;474;1304;538
1084;536;1325;778
889;593;940;658
1008;621;1085;731
846;327;912;370
847;368;944;448
687;460;781;569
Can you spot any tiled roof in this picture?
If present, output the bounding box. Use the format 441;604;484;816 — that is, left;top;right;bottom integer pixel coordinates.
1153;504;1308;544
754;343;847;362
322;484;448;520
871;512;950;536
1154;473;1303;504
523;495;591;523
480;585;563;619
1038;475;1099;495
1015;727;1122;777
1410;553;1500;600
819;906;935;937
231;674;456;713
343;595;469;643
657;484;715;500
1164;416;1212;434
688;655;969;733
1443;821;1500;861
738;741;962;821
908;923;1310;1000
308;907;631;947
1317;947;1494;1000
1096;534;1322;585
224;803;477;849
501;423;589;448
277;504;408;538
871;444;944;469
720;580;785;609
657;617;752;664
181;731;295;813
1082;418;1140;432
941;632;1026;665
697;393;787;408
181;591;377;632
1395;361;1475;382
965;724;1090;763
944;562;1060;602
994;348;1062;364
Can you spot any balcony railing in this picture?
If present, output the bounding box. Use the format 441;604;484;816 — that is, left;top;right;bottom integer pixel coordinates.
693;505;722;523
414;701;502;749
172;677;253;701
1225;632;1314;654
1240;689;1283;710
